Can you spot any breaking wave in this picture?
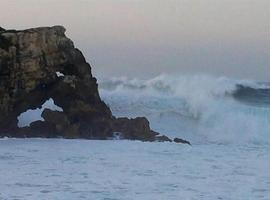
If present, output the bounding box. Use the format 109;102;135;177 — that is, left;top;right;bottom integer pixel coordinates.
99;74;270;145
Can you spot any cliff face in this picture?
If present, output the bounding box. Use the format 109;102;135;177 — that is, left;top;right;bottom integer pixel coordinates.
0;26;111;138
0;26;188;143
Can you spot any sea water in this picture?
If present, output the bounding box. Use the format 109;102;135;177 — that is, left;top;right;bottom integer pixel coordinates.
1;74;270;199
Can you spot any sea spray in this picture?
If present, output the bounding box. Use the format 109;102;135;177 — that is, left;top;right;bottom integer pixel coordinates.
99;74;270;145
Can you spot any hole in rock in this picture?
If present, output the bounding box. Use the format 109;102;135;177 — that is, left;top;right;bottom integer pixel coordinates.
56;71;64;77
17;98;63;128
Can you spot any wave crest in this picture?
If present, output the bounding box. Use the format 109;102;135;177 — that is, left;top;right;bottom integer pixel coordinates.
99;74;270;145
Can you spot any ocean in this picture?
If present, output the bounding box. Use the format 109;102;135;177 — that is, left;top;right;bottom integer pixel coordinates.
100;74;270;145
1;74;270;199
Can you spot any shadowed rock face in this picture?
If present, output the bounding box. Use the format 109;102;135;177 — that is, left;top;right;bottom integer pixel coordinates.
0;26;189;143
0;26;111;137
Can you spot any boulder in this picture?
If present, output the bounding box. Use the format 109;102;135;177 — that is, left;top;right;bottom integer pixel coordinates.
112;117;159;141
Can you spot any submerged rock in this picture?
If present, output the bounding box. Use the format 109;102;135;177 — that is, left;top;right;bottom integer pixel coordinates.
0;25;189;144
174;138;191;145
155;135;172;142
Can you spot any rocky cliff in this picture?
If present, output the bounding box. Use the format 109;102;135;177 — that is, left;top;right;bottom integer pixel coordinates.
0;26;189;144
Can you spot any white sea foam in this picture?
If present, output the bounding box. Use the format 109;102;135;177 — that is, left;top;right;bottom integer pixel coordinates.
99;74;270;144
2;75;270;200
0;139;270;200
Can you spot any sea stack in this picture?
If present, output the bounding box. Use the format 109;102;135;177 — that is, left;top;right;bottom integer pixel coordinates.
0;25;188;143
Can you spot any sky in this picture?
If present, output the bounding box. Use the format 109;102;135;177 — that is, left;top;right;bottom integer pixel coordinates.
1;0;270;80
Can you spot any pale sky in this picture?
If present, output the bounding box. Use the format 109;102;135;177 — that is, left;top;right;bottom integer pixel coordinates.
1;0;270;80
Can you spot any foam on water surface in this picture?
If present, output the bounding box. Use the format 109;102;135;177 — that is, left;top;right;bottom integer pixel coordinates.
99;74;270;145
2;74;270;199
0;139;269;200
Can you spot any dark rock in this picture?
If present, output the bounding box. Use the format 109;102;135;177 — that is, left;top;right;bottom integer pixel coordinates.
0;26;111;138
0;25;189;144
41;109;80;139
174;138;191;145
19;120;57;138
155;135;172;142
112;117;158;141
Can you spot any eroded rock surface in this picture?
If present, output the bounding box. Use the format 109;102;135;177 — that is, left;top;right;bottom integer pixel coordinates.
0;26;189;144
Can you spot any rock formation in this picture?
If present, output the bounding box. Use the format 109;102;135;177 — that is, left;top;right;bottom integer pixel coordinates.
0;25;189;144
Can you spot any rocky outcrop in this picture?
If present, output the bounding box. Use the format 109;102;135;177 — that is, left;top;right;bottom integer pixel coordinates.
0;25;189;144
174;138;191;145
